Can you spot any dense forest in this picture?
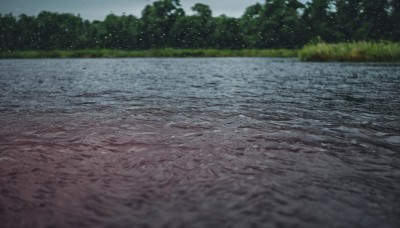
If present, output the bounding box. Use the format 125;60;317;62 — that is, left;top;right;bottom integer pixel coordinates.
1;0;399;51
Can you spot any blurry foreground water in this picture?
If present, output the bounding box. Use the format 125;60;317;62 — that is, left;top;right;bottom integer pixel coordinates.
0;58;399;228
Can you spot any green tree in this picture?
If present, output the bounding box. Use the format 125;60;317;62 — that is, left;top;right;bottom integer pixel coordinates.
1;0;400;51
56;13;84;49
212;15;243;49
335;0;363;41
119;15;140;49
169;16;202;48
358;0;390;40
0;14;20;51
192;3;212;18
15;14;37;50
98;14;125;49
389;0;400;41
240;3;262;48
139;0;184;48
33;11;85;50
170;4;214;48
258;0;307;48
303;0;339;42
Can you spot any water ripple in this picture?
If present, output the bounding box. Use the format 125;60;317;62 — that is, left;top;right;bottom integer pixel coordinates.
0;58;399;228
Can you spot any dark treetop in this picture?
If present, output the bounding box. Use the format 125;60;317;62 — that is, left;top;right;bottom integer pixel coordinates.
1;0;399;51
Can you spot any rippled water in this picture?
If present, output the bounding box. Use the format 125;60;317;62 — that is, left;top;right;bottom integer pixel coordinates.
0;58;399;228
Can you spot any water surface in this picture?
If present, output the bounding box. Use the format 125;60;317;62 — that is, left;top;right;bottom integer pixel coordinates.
1;58;399;228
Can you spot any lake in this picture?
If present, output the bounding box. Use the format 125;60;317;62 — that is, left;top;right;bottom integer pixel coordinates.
0;58;399;228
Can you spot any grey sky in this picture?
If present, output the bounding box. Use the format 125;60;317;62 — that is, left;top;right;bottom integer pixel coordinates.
0;0;308;21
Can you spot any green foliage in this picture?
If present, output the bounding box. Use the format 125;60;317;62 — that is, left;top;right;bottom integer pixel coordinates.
302;0;339;42
388;0;400;41
213;16;244;49
257;0;307;48
299;41;400;62
0;0;399;52
139;0;183;48
0;13;19;51
169;5;214;48
192;3;212;18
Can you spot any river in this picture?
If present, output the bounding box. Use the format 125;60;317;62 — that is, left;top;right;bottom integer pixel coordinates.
0;58;399;228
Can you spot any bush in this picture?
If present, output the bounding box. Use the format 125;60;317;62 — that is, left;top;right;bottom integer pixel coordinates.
299;41;400;62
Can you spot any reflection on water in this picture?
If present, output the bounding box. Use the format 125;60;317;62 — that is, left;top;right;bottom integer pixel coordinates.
0;58;399;227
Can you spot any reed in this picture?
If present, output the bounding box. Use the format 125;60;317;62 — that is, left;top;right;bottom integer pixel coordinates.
299;41;400;62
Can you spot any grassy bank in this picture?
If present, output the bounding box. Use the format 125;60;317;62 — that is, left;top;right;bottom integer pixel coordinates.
299;42;400;62
0;48;297;59
1;42;399;61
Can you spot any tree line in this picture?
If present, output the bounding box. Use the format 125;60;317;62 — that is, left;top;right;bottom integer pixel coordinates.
1;0;399;51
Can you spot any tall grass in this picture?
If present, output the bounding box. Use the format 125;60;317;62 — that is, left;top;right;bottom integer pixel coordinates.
0;48;297;59
299;41;400;62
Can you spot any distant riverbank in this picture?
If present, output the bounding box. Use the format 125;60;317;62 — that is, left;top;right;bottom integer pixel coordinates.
1;42;399;62
0;49;297;59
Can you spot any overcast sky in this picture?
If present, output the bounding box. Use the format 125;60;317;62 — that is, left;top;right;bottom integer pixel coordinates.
0;0;308;21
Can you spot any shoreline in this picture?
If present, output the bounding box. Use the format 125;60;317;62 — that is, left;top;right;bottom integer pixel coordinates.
0;49;298;59
1;42;399;62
